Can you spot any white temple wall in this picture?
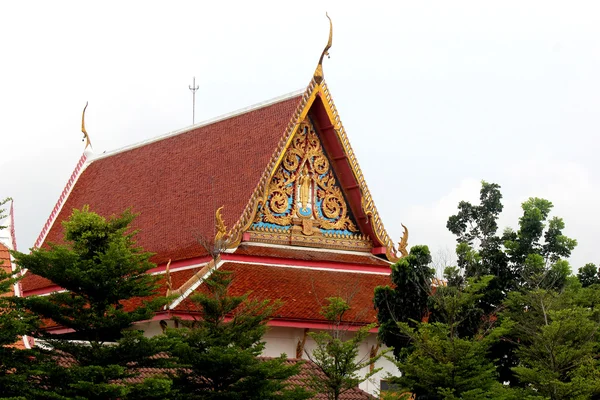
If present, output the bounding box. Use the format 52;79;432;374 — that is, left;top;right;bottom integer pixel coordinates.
137;321;399;396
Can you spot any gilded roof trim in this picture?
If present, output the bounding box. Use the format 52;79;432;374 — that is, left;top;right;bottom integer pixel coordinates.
227;79;400;262
318;81;399;262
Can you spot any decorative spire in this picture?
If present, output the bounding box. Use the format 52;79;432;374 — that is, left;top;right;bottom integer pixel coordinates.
314;13;333;84
165;259;172;295
215;206;228;243
398;223;409;258
81;102;92;149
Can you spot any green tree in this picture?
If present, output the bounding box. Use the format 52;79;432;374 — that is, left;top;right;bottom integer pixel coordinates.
165;268;310;400
390;275;517;400
446;181;577;384
500;280;600;400
577;263;600;287
305;297;382;400
374;245;434;358
11;206;173;399
0;197;12;231
0;256;44;399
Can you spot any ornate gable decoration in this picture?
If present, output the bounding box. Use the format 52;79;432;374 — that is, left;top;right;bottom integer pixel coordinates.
248;118;371;251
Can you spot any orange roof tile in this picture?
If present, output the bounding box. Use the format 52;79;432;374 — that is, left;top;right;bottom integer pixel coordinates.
43;95;302;265
1;243;13;295
0;243;10;270
175;262;391;324
22;95;303;291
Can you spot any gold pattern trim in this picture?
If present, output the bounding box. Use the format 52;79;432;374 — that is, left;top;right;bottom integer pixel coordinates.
245;231;372;252
227;79;319;249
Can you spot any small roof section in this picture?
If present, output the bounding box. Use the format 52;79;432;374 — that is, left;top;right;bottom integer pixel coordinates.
173;262;390;325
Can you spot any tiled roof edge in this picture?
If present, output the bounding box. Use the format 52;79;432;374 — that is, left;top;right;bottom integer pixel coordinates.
33;153;88;249
89;89;305;163
227;79;318;247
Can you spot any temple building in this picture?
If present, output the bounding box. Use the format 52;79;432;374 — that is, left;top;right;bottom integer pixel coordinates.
20;21;406;395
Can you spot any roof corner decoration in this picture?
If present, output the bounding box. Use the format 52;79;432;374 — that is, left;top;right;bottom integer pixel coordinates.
165;259;173;296
214;206;228;244
398;224;409;258
81;102;92;150
313;13;332;84
33;105;93;250
221;16;405;260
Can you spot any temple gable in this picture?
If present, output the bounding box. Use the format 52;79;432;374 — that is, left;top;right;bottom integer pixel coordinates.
247;117;372;251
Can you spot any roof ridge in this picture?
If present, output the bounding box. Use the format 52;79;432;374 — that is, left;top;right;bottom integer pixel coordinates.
89;89;305;163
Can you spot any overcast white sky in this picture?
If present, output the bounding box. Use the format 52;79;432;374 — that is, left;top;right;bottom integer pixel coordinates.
2;1;599;270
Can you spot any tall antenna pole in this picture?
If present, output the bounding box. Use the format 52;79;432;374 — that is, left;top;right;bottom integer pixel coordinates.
189;77;199;125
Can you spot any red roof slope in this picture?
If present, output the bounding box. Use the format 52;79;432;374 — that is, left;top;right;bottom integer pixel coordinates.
113;358;375;399
40;95;302;266
0;243;13;293
175;262;391;324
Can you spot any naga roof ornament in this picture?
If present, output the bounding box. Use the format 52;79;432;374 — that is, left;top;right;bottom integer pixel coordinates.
214;206;228;243
313;13;332;84
81;102;92;150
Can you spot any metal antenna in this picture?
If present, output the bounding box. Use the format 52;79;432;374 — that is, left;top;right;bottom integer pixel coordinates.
188;77;199;124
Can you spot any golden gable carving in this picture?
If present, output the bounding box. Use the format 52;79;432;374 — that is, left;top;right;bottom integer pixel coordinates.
253;118;358;237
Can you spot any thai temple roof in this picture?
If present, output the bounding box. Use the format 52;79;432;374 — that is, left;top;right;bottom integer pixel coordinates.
39;93;304;265
21;18;405;327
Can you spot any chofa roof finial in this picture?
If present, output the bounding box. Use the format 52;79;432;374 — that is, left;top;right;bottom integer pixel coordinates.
215;206;228;243
314;12;332;84
81;102;92;150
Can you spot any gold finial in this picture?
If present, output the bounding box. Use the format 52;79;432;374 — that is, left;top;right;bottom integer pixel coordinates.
81;102;92;149
215;206;228;243
398;223;409;258
165;259;172;294
314;12;333;84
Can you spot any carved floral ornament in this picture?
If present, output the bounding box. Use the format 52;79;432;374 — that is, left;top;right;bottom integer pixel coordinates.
251;119;359;238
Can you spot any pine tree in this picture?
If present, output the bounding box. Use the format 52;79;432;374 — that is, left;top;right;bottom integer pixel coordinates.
11;206;173;399
165;268;311;400
0;255;43;399
501;280;600;399
388;275;513;399
305;297;382;400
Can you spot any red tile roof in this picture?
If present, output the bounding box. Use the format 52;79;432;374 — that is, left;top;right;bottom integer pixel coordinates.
67;356;375;399
0;243;26;349
1;243;13;295
21;272;53;293
42;95;302;266
284;358;376;399
233;244;391;267
175;262;391;324
22;95;303;291
0;243;10;272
